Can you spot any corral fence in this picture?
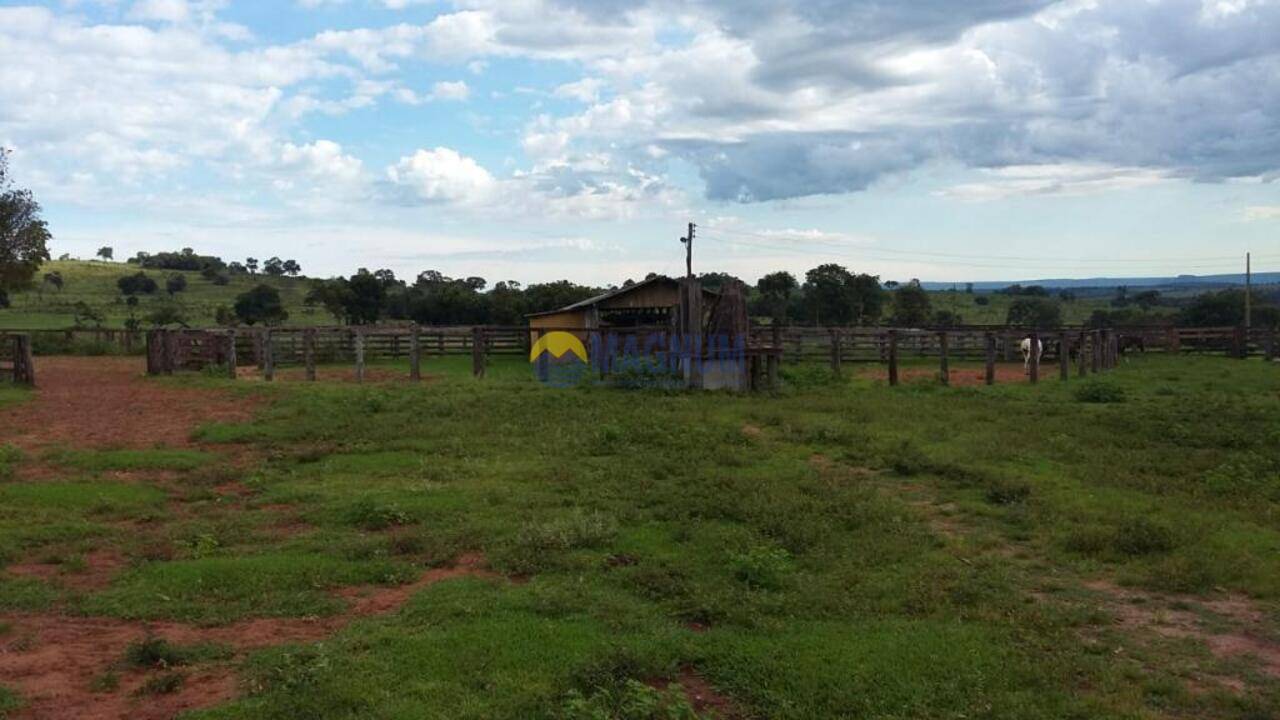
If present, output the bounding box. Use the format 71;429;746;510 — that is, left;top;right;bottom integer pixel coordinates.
138;323;1276;388
0;332;36;386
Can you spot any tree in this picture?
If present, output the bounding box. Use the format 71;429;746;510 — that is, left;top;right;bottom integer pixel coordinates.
263;257;285;277
43;271;64;293
1133;290;1161;311
282;259;301;276
756;271;798;324
1006;297;1062;327
1175;289;1276;328
117;271;158;296
964;283;974;294
228;261;247;275
97;246;113;261
72;301;105;328
234;284;288;326
0;148;52;300
146;304;188;328
245;257;259;275
166;273;188;296
801;264;884;325
890;281;932;326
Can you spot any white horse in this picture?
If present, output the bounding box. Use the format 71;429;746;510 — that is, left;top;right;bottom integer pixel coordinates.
1020;337;1043;374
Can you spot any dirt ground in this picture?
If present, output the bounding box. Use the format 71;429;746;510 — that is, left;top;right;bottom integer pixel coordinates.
0;357;495;720
0;356;256;450
858;364;1054;386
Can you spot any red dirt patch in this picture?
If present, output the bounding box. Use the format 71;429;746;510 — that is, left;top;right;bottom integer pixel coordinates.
0;356;257;451
648;667;744;719
858;364;1048;386
1084;579;1280;683
6;550;127;594
0;554;501;720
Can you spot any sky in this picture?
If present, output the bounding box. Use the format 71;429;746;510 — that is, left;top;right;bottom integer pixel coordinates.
1;0;1279;287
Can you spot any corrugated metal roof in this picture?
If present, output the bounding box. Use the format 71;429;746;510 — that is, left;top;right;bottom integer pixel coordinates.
525;276;691;318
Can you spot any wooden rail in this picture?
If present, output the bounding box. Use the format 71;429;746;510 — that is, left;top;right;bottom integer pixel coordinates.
125;322;1278;388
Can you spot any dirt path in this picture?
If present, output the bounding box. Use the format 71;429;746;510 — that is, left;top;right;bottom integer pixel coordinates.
0;356;256;451
1;556;499;720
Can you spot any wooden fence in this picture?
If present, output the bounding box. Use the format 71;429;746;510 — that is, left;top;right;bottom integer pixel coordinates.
0;333;36;386
126;322;1280;388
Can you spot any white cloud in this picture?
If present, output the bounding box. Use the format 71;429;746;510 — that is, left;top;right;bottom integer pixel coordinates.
279;140;364;184
127;0;191;23
385;147;496;204
1243;205;1280;221
429;80;470;101
938;164;1172;202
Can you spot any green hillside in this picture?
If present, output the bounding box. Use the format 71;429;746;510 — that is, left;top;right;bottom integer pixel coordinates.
927;289;1144;326
0;260;329;329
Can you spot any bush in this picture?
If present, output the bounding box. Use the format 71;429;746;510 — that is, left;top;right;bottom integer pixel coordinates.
985;479;1032;505
731;545;792;590
1073;382;1127;404
343;498;411;531
1114;517;1177;556
560;679;703;720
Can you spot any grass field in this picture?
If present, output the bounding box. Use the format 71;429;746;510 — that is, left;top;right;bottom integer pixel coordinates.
0;354;1278;718
0;260;327;329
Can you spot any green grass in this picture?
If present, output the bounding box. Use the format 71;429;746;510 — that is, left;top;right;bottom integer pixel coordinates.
49;448;217;472
0;685;22;719
7;353;1280;718
0;259;325;329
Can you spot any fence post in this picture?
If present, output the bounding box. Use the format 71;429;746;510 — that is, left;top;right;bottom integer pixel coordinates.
888;330;899;386
830;329;842;376
354;329;365;383
226;330;237;379
1003;332;1014;363
1233;326;1246;359
262;329;274;382
472;327;486;379
938;331;950;386
1029;331;1040;384
304;329;317;381
1091;331;1101;373
162;330;175;375
1059;331;1070;382
984;332;996;386
1167;327;1180;355
410;326;422;381
11;335;35;386
1077;333;1087;378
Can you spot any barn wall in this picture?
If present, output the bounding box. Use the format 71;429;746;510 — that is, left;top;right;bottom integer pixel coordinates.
598;283;682;311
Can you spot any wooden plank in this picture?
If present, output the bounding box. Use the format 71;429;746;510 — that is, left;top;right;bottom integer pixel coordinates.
354;329;365;383
888;331;899;386
410;327;422;381
1059;331;1069;382
226;330;237;379
984;332;995;386
938;331;949;386
472;327;486;379
304;329;317;381
1029;331;1039;384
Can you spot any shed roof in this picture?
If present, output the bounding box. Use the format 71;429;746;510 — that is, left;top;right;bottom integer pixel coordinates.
525;276;714;318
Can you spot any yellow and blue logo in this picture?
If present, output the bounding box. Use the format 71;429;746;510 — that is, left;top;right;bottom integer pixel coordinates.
530;331;590;386
529;331;588;364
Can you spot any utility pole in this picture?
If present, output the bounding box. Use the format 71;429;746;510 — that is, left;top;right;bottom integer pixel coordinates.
1245;252;1252;331
679;222;696;279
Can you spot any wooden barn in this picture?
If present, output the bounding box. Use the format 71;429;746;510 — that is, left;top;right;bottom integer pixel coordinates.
525;276;716;333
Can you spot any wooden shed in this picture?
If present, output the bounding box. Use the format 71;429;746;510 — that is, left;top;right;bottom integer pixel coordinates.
526;276;716;334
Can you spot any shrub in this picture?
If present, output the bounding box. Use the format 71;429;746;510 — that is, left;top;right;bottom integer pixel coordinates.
985;479;1032;505
1114;517;1177;556
560;679;703;720
124;636;186;669
731;545;792;591
343;498;411;531
1073;382;1127;404
134;672;184;696
0;445;20;480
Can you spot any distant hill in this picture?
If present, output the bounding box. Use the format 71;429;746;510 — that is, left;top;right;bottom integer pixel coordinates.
922;272;1280;292
0;260;327;330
